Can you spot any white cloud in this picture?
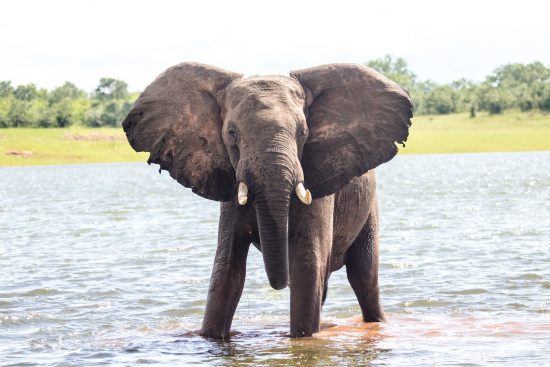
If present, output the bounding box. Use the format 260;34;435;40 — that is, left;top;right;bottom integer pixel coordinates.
1;0;548;91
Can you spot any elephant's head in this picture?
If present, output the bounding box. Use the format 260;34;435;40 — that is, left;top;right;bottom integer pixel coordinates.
123;62;412;290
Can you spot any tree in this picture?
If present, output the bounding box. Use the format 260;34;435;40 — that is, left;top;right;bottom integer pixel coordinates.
29;99;55;127
450;78;478;112
0;98;11;127
423;85;457;114
0;81;13;98
49;82;85;104
540;82;550;111
366;55;417;89
0;78;136;127
409;80;436;114
476;80;517;114
0;59;547;128
93;78;129;101
13;84;38;101
482;62;550;112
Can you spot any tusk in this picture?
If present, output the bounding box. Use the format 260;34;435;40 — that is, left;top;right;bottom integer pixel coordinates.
237;182;248;205
295;183;312;205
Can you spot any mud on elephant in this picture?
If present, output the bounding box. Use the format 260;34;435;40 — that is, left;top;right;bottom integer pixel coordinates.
123;62;412;338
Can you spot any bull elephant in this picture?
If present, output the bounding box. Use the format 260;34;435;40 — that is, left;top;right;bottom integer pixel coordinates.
122;62;412;338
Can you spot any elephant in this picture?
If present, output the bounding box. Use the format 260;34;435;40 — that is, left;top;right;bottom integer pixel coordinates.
122;62;412;338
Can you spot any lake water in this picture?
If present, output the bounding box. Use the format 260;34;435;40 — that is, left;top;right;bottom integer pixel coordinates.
1;152;549;366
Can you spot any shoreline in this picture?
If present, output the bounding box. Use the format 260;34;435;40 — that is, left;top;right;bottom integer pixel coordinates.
1;111;549;167
1;149;549;169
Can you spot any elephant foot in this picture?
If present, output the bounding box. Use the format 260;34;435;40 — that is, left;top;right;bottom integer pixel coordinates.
363;310;386;323
289;332;314;338
198;328;235;340
289;324;319;338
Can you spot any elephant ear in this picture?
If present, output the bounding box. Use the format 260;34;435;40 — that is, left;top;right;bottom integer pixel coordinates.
123;62;243;201
290;63;413;198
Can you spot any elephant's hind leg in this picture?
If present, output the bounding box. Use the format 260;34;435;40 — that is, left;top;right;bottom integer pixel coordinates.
344;199;384;322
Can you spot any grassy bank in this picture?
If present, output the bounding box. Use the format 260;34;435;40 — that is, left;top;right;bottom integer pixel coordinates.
0;128;147;166
1;111;549;166
404;111;550;154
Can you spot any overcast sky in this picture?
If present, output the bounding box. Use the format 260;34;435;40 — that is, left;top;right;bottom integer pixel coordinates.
1;0;548;91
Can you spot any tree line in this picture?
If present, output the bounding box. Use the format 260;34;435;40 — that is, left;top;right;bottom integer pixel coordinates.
0;57;548;128
0;78;135;128
367;56;549;115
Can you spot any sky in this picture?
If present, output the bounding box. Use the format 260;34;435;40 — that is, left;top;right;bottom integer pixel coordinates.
1;0;549;91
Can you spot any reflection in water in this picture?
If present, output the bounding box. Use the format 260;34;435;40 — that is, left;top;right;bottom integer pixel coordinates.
172;318;387;366
6;304;548;365
168;313;550;366
0;152;549;365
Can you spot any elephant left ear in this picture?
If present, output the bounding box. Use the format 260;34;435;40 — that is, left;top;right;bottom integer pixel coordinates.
290;63;413;198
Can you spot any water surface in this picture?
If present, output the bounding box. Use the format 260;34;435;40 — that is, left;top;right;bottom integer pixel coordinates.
1;152;549;366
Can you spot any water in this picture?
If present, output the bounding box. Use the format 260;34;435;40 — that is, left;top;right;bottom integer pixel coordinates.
1;152;549;366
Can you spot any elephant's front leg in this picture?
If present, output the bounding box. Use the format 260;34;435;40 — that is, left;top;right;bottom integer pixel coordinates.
200;203;251;339
288;195;334;337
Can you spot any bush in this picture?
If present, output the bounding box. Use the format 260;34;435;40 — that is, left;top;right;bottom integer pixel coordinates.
423;85;457;114
365;57;549;115
0;78;135;127
0;59;548;127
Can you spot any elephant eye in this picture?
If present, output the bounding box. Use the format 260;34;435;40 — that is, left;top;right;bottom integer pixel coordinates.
228;126;238;143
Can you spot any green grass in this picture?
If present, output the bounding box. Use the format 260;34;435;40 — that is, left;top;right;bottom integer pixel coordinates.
402;111;550;154
0;127;147;166
0;111;549;166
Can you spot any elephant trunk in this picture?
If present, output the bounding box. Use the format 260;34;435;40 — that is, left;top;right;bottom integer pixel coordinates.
239;130;303;290
249;140;298;290
254;186;291;290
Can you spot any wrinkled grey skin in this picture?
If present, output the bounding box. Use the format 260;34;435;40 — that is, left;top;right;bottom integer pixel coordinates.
123;63;412;338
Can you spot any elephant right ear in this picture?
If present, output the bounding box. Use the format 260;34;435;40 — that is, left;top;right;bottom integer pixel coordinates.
122;63;243;201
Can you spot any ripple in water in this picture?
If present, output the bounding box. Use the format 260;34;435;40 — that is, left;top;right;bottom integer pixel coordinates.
0;152;549;365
